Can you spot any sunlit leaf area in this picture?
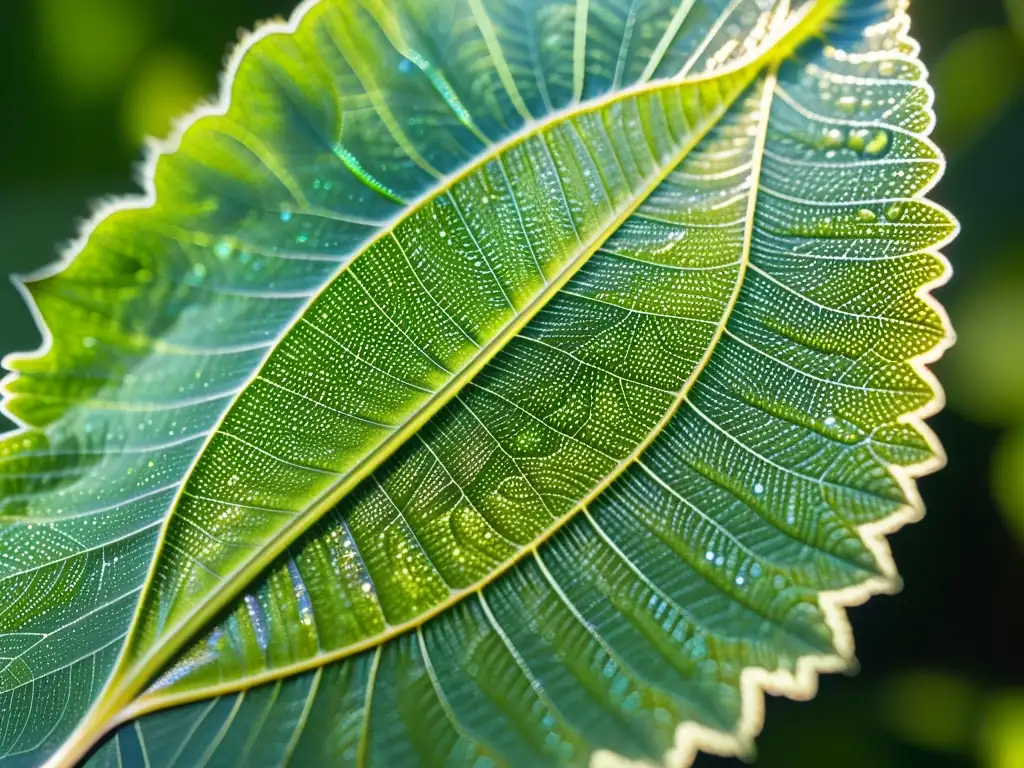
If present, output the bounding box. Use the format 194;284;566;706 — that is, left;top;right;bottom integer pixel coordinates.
0;0;1019;766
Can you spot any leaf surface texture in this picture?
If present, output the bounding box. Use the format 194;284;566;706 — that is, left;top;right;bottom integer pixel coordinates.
0;0;954;765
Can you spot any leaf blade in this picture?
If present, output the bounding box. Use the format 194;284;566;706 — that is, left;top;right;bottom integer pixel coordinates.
0;1;956;766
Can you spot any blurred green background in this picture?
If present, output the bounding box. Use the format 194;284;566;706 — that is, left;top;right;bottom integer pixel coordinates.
0;0;1021;765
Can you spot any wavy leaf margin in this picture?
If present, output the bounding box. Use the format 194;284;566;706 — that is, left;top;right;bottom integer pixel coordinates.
0;1;956;766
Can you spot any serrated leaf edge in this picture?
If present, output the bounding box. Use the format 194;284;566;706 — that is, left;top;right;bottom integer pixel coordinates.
0;0;954;766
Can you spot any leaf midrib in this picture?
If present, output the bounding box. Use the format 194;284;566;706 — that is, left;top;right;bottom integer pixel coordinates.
49;2;839;764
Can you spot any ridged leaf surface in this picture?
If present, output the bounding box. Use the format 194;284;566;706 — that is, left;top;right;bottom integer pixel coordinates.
0;0;954;765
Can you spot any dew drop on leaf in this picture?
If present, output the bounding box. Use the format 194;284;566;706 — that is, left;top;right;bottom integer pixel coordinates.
885;203;905;221
865;130;890;156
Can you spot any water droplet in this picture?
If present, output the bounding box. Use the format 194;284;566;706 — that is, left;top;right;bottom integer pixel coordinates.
361;582;373;593
190;262;207;282
865;130;890;156
705;550;715;562
280;210;293;223
753;482;765;495
885;203;905;222
82;336;96;348
857;208;876;222
847;128;869;152
878;60;896;77
214;240;233;259
735;575;745;586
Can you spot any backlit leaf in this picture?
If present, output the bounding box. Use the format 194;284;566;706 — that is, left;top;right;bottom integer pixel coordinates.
0;0;954;765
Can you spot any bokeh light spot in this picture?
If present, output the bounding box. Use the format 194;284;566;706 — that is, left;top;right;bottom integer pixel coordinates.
945;248;1024;426
933;27;1023;151
980;691;1024;768
1006;0;1024;40
122;48;210;145
37;0;150;102
992;427;1024;548
881;670;980;755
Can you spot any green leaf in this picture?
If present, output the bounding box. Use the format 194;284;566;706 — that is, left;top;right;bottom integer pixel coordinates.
0;0;955;765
